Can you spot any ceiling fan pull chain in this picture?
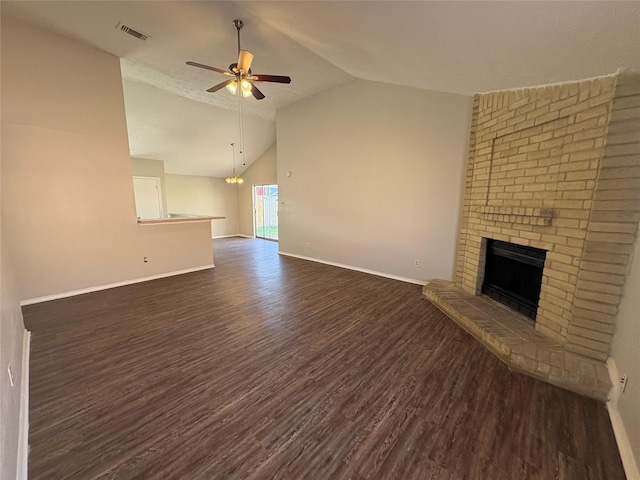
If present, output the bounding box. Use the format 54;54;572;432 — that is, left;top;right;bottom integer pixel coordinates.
238;91;246;166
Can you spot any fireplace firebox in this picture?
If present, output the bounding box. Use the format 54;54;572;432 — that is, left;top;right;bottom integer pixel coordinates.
481;239;547;321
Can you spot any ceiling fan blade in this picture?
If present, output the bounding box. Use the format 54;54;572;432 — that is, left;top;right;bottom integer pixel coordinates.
252;74;291;84
186;61;232;76
250;83;266;100
207;80;233;93
237;50;254;73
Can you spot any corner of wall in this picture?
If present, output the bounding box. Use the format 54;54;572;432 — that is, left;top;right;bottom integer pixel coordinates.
607;358;640;480
16;331;31;480
1;240;29;480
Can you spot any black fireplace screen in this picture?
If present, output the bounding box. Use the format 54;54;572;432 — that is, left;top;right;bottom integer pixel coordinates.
481;239;547;321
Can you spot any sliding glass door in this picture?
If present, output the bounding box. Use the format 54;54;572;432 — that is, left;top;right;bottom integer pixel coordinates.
254;184;278;241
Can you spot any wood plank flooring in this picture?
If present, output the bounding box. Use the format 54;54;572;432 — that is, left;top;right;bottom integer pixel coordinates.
23;237;625;479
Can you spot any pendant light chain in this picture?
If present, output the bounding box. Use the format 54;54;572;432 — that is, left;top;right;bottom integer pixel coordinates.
232;142;237;177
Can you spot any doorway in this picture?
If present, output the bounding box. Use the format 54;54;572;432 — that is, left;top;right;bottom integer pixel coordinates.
254;184;278;241
132;176;163;219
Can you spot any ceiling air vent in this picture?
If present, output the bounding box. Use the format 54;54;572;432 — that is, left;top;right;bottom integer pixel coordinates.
116;22;150;41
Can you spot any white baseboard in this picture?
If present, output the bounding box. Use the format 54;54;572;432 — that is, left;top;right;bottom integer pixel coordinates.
16;330;31;480
20;264;215;306
213;234;254;239
278;251;427;286
607;358;640;480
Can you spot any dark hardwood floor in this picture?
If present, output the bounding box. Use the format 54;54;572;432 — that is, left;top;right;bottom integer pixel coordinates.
23;237;625;479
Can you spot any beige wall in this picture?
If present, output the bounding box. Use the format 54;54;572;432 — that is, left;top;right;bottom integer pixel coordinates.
131;157;168;212
1;17;213;301
238;143;278;237
165;174;239;238
276;79;471;282
611;237;640;472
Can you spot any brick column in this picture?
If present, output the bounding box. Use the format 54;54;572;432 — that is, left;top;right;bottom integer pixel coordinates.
566;71;640;360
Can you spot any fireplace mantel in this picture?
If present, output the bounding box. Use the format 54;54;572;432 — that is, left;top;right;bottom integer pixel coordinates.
477;206;553;226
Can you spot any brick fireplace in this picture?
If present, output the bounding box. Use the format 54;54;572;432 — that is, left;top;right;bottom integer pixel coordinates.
425;70;640;400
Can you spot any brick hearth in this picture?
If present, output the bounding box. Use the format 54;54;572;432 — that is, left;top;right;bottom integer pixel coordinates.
425;70;640;400
424;280;611;400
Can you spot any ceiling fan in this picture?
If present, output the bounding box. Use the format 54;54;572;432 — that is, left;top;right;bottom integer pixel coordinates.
186;19;291;100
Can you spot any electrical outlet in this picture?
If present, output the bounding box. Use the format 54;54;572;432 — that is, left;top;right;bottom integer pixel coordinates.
414;259;420;267
7;363;15;387
620;374;628;393
306;242;311;248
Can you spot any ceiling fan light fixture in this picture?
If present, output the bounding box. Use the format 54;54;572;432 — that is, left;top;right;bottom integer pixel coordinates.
240;79;252;97
226;81;238;95
225;79;251;97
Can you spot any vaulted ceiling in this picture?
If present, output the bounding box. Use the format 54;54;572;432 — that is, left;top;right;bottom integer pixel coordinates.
3;1;639;177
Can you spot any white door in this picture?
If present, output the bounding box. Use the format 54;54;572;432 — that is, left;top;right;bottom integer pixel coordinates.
133;176;163;219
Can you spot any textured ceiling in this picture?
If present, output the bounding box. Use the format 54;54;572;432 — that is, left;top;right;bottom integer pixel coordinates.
3;1;639;177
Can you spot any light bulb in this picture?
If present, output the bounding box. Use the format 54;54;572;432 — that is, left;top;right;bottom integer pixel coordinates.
241;79;252;97
237;177;244;184
226;177;232;183
226;81;238;95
